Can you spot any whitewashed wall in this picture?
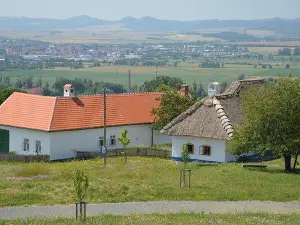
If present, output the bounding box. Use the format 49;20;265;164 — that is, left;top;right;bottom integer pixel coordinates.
0;126;50;156
50;124;171;160
153;130;172;145
171;136;234;163
0;124;171;160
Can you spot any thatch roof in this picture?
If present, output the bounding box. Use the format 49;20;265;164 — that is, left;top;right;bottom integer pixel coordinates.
161;78;264;140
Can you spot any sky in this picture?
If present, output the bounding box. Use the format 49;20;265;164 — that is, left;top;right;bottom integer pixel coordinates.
0;0;299;21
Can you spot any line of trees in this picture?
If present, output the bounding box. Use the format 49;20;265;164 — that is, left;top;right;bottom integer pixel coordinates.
114;59;168;67
199;60;221;68
279;48;300;56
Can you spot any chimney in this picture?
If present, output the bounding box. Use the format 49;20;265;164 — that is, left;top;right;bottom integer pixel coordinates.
180;84;189;96
64;84;75;97
208;82;220;96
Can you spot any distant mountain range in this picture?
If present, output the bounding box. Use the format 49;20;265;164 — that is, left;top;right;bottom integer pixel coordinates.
1;15;300;35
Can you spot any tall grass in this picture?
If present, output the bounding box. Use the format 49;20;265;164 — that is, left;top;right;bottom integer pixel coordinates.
1;158;300;207
12;163;51;177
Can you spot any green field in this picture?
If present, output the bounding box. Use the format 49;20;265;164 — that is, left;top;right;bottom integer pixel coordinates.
0;157;299;207
2;213;300;225
1;64;300;90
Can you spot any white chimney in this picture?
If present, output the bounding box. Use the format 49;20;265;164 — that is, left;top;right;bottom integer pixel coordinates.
180;84;189;96
64;84;75;97
208;82;220;96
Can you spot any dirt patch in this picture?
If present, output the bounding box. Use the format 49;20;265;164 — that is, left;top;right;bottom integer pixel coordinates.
0;165;22;170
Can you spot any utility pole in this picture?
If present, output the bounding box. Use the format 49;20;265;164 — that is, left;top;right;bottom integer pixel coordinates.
103;87;107;166
128;70;131;93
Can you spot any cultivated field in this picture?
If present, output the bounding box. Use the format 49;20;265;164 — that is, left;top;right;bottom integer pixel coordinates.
2;213;300;225
229;41;300;47
248;47;283;54
0;157;299;207
3;64;300;90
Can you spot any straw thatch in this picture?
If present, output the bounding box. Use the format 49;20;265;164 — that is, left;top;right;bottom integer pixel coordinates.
222;78;264;96
161;78;264;140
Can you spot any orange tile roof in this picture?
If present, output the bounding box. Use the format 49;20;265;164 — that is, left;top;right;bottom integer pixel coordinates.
0;92;161;132
0;93;56;131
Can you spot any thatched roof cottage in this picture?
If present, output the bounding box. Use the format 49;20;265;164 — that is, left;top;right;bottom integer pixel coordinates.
161;78;264;163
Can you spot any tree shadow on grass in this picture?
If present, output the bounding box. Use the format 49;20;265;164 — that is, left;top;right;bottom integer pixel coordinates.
246;167;300;174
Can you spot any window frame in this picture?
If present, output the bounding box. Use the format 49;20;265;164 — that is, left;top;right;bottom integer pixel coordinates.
110;135;116;146
99;137;104;147
186;143;194;154
35;140;42;154
199;145;211;156
23;138;29;151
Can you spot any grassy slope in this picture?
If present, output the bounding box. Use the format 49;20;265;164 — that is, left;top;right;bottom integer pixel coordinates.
1;213;300;225
0;157;300;207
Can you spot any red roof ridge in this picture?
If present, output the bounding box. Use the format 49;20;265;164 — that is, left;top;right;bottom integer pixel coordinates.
48;97;58;131
54;92;163;98
12;92;54;99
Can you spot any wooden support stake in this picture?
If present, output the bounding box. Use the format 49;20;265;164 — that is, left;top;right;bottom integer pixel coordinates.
75;201;87;221
180;169;192;188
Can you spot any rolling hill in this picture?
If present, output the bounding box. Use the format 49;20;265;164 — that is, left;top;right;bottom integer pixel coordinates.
1;16;300;36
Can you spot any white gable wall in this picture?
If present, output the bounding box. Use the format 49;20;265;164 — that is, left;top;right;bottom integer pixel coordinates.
172;136;234;163
0;125;50;156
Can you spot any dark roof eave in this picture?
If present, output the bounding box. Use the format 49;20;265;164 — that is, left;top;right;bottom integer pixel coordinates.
0;122;154;133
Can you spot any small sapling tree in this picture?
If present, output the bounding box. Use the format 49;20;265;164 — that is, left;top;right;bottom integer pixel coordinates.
180;142;192;187
74;169;89;220
118;129;131;149
181;143;190;169
118;129;131;164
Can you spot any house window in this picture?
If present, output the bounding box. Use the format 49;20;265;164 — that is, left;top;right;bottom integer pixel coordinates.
99;137;104;147
110;135;116;146
199;145;211;156
23;139;29;151
35;140;42;154
185;143;194;154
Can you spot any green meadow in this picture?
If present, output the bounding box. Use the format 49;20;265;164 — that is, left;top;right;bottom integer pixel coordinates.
2;64;300;90
0;157;299;207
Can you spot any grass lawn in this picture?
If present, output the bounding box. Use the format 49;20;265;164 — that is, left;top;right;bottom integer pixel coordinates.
0;157;300;207
4;64;300;90
1;213;300;225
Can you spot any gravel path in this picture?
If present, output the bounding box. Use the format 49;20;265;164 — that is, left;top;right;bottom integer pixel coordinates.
1;201;300;220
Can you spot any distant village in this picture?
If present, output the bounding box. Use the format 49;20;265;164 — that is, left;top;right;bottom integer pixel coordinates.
0;37;251;64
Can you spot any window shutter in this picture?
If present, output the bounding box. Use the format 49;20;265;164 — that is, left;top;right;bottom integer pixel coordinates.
199;146;203;155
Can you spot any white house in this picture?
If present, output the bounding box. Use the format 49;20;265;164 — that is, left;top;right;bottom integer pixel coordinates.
161;78;264;163
0;84;171;160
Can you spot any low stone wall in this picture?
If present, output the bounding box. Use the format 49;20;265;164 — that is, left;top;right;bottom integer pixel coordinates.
0;153;50;162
